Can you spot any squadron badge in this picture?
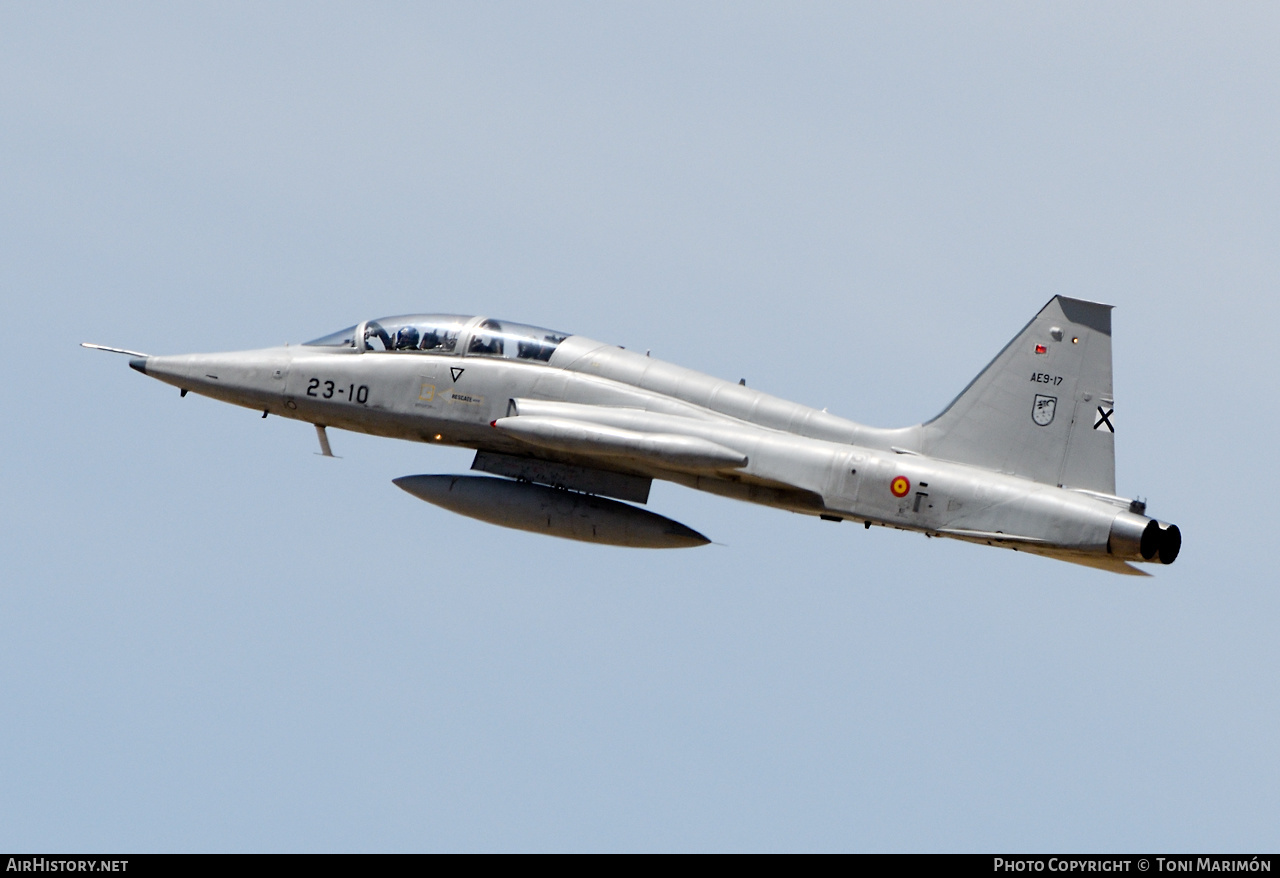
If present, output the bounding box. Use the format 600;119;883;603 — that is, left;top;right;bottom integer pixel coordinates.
1032;394;1057;427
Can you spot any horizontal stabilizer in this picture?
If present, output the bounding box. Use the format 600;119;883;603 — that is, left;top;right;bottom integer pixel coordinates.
938;526;1149;574
1022;546;1152;576
937;528;1049;544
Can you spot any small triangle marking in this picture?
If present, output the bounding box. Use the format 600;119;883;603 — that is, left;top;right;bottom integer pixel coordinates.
450;367;465;382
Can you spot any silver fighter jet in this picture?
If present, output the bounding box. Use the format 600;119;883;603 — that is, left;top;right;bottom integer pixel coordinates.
86;297;1180;573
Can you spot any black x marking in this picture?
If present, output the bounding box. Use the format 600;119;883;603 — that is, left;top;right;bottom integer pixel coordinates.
1094;406;1114;432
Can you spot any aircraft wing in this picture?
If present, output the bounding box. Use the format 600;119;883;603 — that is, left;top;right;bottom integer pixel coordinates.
479;398;827;511
491;415;748;471
490;398;755;475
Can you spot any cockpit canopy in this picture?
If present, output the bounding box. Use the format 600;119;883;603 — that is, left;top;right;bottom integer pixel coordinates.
304;315;570;362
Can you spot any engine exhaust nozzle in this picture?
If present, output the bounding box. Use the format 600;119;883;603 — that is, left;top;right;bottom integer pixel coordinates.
1109;512;1181;565
1158;524;1181;565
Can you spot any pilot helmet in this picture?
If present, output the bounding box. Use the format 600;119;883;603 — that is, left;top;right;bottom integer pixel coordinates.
395;326;421;350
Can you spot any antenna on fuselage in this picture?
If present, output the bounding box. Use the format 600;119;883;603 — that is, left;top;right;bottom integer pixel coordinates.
314;424;339;458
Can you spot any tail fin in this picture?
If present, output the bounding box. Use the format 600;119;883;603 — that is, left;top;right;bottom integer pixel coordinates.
920;296;1116;493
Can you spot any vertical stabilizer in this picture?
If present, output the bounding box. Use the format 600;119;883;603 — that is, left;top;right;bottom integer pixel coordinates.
920;297;1116;493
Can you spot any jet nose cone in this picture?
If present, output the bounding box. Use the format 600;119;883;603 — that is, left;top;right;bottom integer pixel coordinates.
129;357;148;374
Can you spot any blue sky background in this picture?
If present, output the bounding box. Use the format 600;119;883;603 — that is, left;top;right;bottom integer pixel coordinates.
1;2;1277;852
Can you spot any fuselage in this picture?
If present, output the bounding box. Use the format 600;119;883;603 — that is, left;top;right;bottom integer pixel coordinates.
127;312;1173;570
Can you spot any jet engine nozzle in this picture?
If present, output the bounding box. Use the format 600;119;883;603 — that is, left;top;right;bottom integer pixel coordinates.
1140;519;1162;560
1156;523;1181;564
1109;512;1181;565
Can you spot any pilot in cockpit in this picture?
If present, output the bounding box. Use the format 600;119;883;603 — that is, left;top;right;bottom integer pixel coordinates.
395;326;421;351
469;334;502;356
469;320;503;356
